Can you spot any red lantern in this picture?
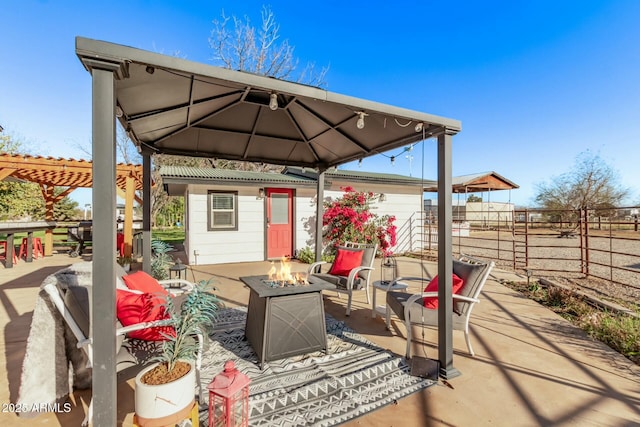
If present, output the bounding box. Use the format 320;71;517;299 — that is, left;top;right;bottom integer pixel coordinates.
207;360;251;427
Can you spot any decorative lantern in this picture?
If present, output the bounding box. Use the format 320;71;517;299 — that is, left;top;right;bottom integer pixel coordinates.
381;255;398;284
169;258;187;280
208;360;251;427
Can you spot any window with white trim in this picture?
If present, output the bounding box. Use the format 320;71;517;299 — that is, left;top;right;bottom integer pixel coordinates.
208;191;238;231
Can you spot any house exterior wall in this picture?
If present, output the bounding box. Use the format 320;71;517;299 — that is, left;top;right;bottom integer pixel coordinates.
183;180;424;265
293;188;318;251
186;184;265;265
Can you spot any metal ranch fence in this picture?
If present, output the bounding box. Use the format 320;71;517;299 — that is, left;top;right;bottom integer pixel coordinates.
403;206;640;293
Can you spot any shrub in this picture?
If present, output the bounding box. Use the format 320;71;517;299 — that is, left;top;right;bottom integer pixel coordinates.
296;247;335;264
296;247;315;264
322;186;396;256
505;280;640;365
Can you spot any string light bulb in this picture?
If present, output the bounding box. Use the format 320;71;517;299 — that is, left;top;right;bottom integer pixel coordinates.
356;111;367;129
269;93;278;111
358;158;363;168
415;122;423;132
390;156;395;166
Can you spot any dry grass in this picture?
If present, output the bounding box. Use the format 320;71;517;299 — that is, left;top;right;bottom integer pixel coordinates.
505;280;640;366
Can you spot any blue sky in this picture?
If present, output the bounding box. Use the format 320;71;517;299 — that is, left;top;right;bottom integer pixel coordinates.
1;0;639;208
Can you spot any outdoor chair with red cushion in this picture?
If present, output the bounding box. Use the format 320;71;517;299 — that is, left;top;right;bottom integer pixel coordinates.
385;255;495;358
40;263;204;426
307;241;378;316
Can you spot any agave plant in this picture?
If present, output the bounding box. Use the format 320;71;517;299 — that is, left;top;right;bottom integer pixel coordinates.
150;238;174;280
155;278;221;373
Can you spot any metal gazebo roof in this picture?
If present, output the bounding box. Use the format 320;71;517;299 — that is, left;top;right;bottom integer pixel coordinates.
76;37;460;170
76;36;462;425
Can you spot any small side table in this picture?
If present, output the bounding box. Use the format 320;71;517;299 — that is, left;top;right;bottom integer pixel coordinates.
372;280;408;318
162;282;190;296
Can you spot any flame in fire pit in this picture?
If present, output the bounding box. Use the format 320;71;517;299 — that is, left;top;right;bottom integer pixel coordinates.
267;257;307;285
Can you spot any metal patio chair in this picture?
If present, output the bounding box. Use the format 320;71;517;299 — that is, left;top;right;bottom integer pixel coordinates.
308;241;377;316
385;255;494;358
39;265;204;426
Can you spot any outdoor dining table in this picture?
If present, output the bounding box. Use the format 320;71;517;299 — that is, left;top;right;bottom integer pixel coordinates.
0;221;57;268
240;275;336;369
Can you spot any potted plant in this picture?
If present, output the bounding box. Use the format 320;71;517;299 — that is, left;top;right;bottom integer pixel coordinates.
134;278;220;422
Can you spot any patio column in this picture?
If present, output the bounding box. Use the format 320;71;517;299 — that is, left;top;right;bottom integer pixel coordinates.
142;149;152;273
91;65;120;426
437;132;460;379
314;169;326;262
123;175;135;257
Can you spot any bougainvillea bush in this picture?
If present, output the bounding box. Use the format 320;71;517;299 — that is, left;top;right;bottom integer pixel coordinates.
322;186;397;255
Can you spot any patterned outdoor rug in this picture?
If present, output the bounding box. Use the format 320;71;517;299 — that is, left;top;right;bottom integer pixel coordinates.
197;307;434;427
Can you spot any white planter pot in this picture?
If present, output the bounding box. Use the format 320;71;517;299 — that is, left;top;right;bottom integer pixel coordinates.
134;362;196;420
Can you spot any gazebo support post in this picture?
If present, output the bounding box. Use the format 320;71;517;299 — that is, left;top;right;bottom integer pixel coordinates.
314;169;326;262
142;150;152;274
91;65;119;426
123;175;135;257
437;132;460;379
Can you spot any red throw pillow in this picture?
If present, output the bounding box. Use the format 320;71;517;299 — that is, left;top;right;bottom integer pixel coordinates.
122;271;168;296
329;248;364;277
423;274;465;309
116;289;174;341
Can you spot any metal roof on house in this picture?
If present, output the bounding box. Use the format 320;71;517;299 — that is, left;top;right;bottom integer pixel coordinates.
284;166;435;187
159;165;315;186
160;165;435;188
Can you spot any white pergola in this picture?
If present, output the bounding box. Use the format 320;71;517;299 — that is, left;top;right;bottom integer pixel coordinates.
76;36;462;425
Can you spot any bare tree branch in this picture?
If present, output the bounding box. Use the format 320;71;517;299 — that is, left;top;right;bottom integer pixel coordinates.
208;5;328;87
535;151;630;214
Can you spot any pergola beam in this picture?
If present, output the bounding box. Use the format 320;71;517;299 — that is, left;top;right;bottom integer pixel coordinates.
0;153;144;256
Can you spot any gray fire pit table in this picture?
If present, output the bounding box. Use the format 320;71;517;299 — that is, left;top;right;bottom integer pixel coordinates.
240;275;336;369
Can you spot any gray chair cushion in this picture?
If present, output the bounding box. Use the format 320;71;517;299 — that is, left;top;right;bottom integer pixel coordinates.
60;262;128;337
62;285;90;337
311;273;363;290
359;246;376;279
386;291;412;322
452;260;488;314
63;284;127;353
386;291;466;329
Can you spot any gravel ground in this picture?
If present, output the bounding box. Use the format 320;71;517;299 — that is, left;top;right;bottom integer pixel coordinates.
418;229;640;310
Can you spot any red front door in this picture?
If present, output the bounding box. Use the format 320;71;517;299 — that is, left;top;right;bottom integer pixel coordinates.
266;188;293;259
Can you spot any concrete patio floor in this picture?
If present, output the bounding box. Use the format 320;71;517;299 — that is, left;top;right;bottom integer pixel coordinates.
1;252;639;426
